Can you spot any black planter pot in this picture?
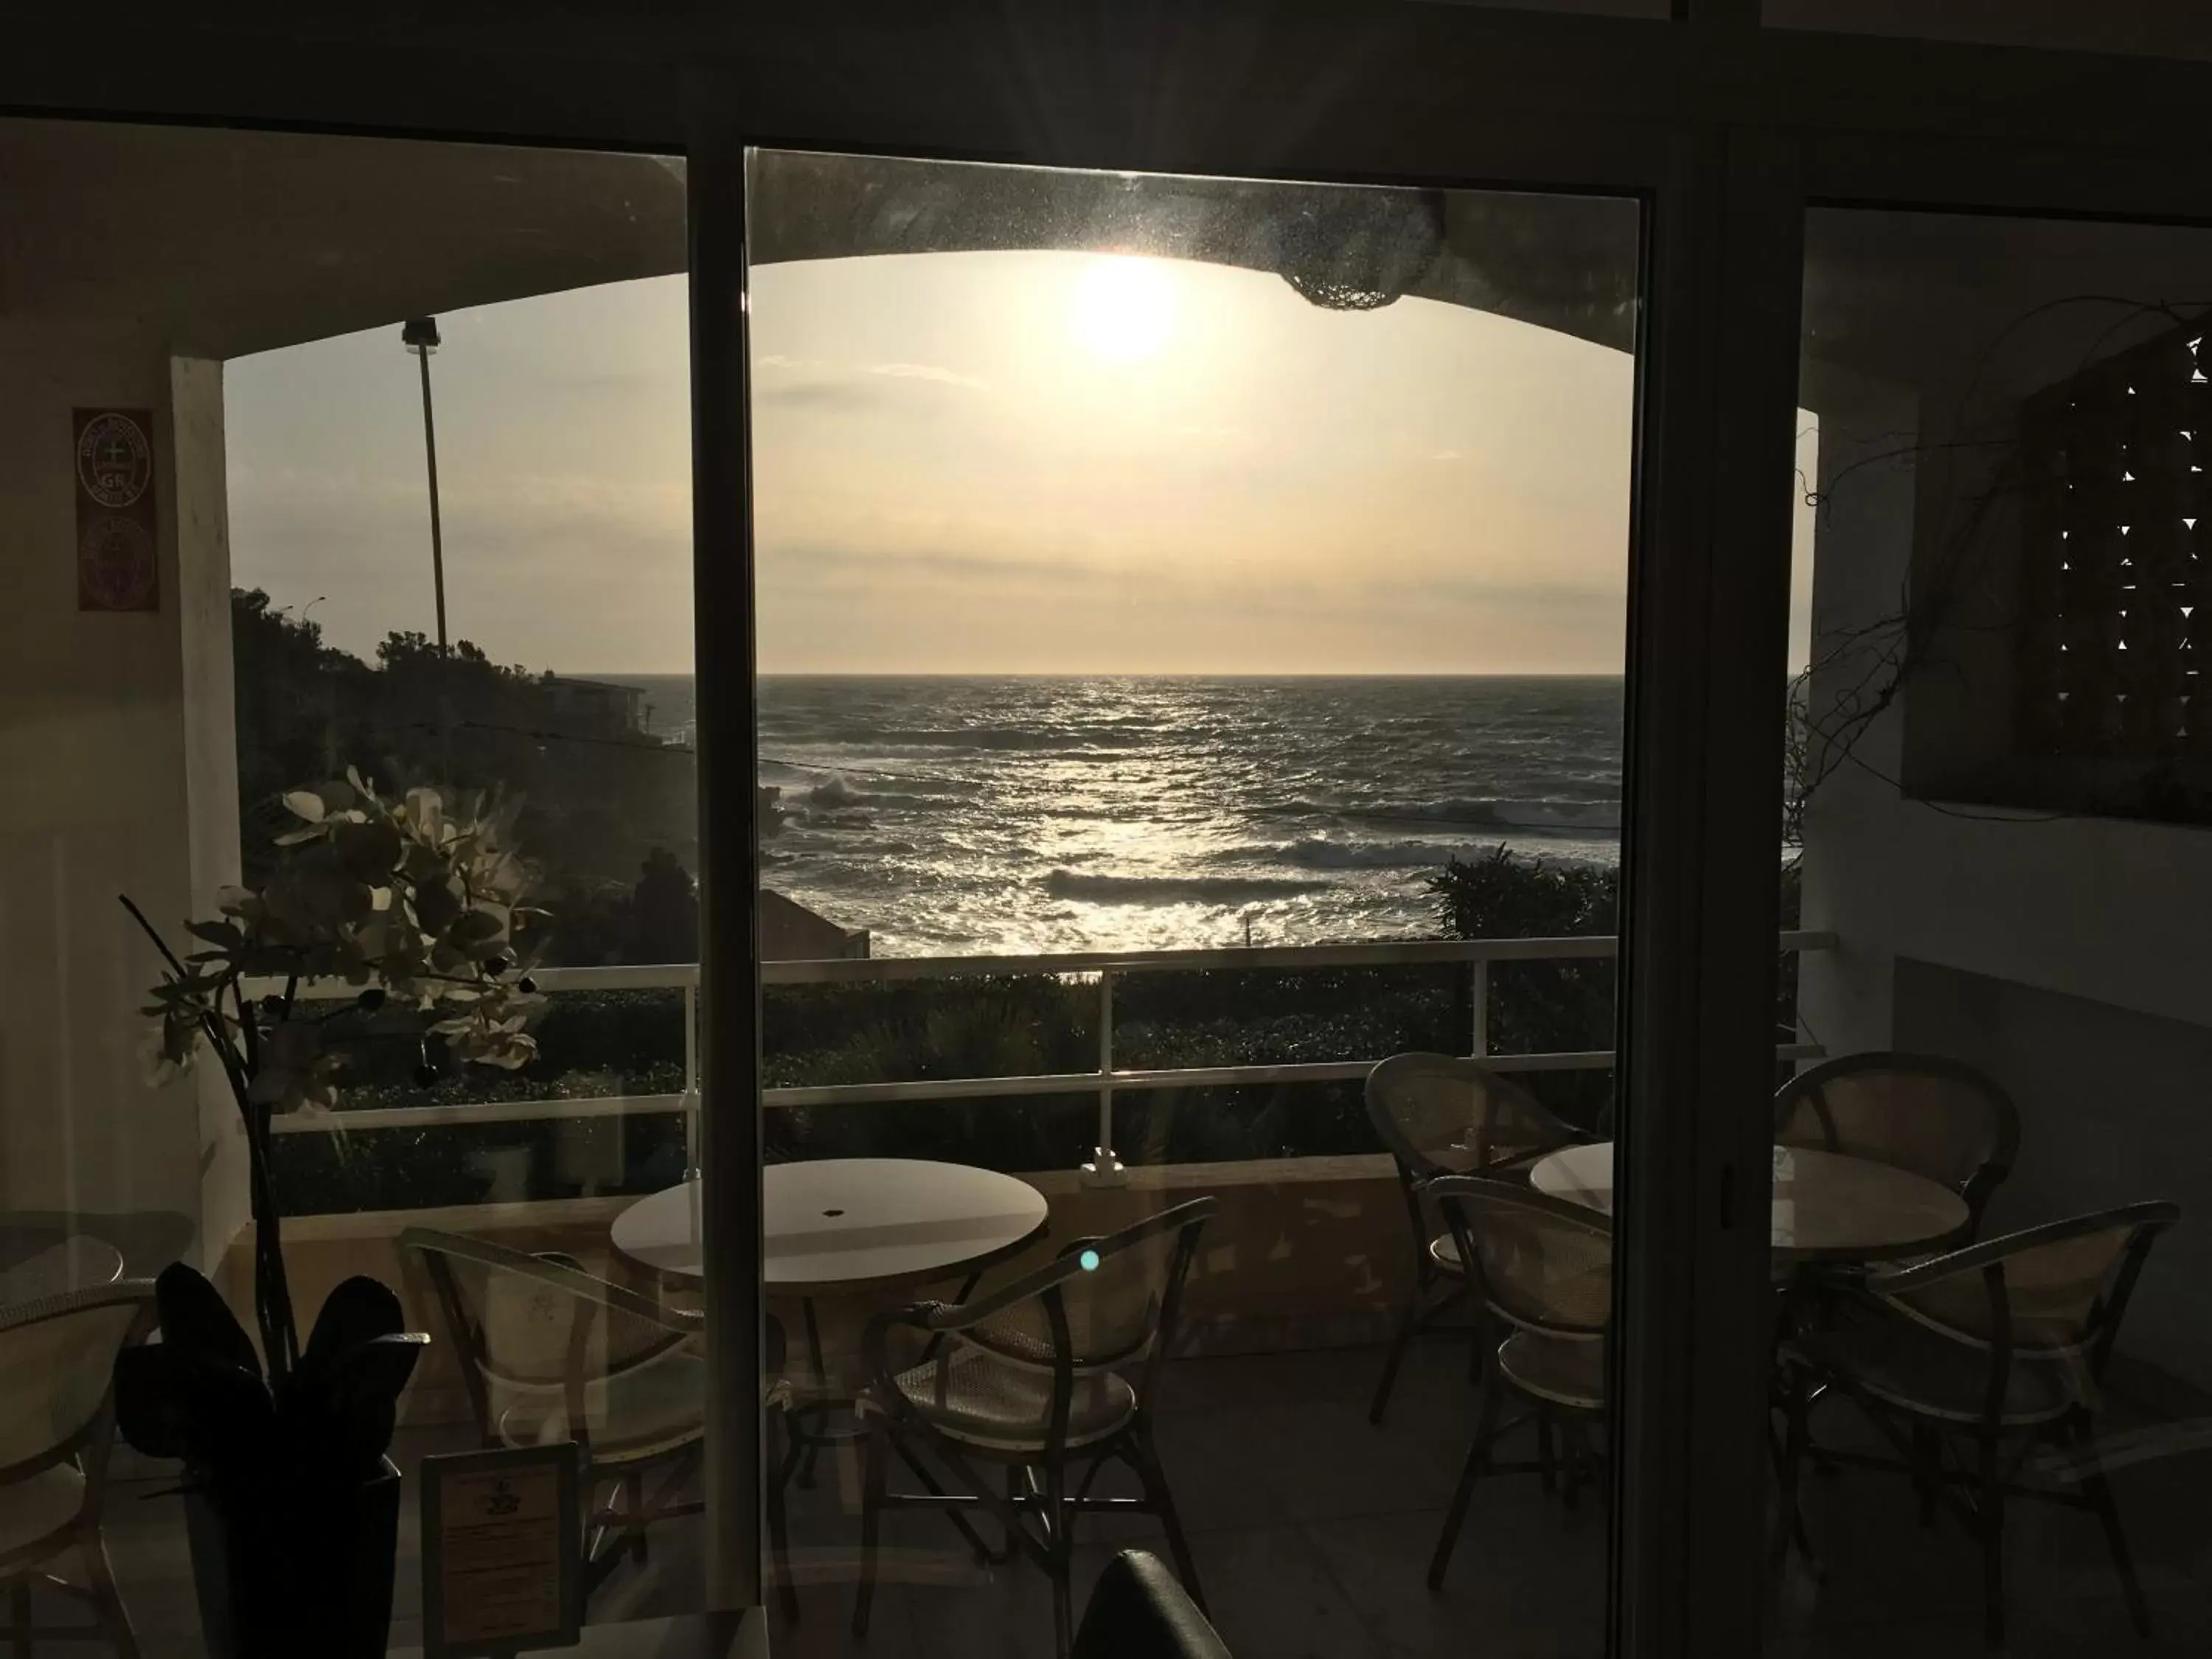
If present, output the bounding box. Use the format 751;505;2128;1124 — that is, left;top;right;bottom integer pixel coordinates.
184;1456;403;1659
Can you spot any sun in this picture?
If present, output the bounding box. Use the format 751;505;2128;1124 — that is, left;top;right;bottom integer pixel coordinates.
1069;256;1178;361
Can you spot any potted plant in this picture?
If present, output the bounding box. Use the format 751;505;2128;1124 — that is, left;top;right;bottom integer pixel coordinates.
115;772;546;1658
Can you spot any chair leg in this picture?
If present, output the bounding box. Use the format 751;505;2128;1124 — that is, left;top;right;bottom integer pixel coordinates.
1004;1464;1026;1568
2074;1421;2152;1638
1770;1366;1809;1572
85;1532;140;1659
893;1440;999;1567
1912;1425;1942;1531
1046;1458;1074;1659
1368;1287;1425;1427
1428;1376;1502;1591
799;1298;828;1489
1131;1426;1206;1614
11;1579;31;1659
1536;1409;1559;1498
625;1470;649;1564
765;1413;800;1623
1977;1430;2005;1649
852;1422;889;1637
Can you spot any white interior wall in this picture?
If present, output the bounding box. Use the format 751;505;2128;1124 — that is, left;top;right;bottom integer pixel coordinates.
1896;960;2212;1393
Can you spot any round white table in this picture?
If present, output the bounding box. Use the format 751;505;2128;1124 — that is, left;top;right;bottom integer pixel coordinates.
1529;1141;1969;1264
611;1158;1051;1293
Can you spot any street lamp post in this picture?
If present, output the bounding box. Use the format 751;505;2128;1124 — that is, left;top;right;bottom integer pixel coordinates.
400;316;448;653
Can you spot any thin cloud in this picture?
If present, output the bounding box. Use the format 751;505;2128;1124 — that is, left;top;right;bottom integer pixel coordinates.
869;361;990;392
757;379;877;412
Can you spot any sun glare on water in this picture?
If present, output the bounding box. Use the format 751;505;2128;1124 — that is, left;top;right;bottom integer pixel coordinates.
1069;255;1178;361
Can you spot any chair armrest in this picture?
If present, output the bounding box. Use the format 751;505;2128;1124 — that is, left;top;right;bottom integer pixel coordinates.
859;1303;949;1398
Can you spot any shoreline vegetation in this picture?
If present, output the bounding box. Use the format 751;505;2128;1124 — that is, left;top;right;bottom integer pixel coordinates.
236;589;1790;1214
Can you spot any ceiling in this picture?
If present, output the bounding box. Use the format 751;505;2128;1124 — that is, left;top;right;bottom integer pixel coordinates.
10;116;2212;420
0;119;686;359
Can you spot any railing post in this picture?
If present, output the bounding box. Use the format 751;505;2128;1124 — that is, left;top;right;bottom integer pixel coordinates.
682;975;701;1182
1470;959;1490;1060
1082;968;1127;1186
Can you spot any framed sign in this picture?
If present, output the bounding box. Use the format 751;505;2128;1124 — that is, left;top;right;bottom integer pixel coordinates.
421;1443;581;1658
73;408;159;613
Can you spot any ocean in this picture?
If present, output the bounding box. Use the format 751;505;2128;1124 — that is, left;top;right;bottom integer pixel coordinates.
611;675;1622;958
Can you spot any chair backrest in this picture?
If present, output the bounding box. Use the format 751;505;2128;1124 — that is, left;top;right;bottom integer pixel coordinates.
1074;1548;1234;1659
1868;1201;2179;1371
940;1198;1216;1403
1774;1053;2019;1224
1366;1052;1576;1180
0;1281;156;1487
397;1228;689;1440
1426;1176;1612;1339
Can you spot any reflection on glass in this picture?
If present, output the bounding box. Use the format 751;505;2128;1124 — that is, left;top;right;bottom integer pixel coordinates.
748;149;1642;1655
1765;0;2212;62
1770;206;2212;1653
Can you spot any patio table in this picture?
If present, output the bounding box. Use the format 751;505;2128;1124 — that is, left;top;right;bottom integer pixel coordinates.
611;1158;1051;1488
611;1157;1051;1293
1528;1141;1968;1264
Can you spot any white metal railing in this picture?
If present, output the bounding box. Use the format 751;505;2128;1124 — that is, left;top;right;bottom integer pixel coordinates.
259;931;1836;1179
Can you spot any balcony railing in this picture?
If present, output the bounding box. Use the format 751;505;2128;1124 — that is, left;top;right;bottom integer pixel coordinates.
260;931;1835;1180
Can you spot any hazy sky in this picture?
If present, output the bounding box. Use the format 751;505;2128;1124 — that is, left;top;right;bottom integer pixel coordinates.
228;258;1815;675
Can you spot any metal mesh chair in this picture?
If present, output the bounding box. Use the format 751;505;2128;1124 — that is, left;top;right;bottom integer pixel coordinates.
1773;1054;2019;1240
0;1280;156;1655
854;1197;1215;1659
1365;1053;1579;1425
1422;1177;1611;1590
1775;1202;2179;1647
400;1227;796;1606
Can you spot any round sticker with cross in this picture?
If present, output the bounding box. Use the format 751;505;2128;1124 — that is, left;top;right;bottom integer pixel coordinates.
77;412;153;509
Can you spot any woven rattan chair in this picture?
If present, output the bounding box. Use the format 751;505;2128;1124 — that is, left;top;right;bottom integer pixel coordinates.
1774;1054;2020;1243
1774;1202;2179;1646
1072;1548;1232;1659
0;1280;157;1655
402;1228;794;1610
852;1197;1215;1659
1365;1053;1579;1425
1423;1176;1612;1590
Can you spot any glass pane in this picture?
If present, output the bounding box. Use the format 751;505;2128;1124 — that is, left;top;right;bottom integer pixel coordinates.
1766;0;2212;62
746;147;1643;1656
1770;205;2212;1652
0;114;709;1652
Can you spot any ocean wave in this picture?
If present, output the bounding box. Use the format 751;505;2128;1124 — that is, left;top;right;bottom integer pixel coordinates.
1041;869;1321;906
1261;797;1619;833
801;773;973;813
1233;837;1497;872
824;726;1150;753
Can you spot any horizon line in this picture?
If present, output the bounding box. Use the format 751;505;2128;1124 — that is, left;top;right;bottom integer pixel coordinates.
580;669;1638;681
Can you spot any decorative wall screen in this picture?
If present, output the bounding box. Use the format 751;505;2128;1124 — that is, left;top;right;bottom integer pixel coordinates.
2018;317;2212;762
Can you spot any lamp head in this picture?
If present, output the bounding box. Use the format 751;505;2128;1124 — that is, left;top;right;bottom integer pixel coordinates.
401;316;441;354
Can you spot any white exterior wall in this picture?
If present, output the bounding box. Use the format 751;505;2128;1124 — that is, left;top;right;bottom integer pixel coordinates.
0;324;245;1267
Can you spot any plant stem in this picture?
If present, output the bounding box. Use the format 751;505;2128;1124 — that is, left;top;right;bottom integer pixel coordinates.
125;894;302;1382
117;894;192;980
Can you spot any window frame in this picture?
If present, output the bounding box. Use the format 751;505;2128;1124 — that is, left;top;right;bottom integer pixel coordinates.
17;7;2212;1654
